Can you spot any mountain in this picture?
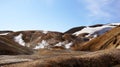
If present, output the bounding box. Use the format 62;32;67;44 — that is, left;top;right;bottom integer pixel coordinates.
0;23;120;67
74;25;120;51
66;23;120;37
0;35;33;55
0;23;120;53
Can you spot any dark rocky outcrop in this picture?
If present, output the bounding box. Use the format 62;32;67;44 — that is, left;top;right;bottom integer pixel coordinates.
89;24;103;27
64;26;86;34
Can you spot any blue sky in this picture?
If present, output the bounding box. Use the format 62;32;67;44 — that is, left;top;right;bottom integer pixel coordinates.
0;0;120;32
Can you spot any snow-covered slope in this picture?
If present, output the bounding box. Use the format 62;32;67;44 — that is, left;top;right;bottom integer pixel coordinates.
14;34;25;46
0;23;120;50
73;23;120;37
79;25;120;51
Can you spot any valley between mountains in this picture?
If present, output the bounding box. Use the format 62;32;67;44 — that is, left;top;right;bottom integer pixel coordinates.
0;23;120;67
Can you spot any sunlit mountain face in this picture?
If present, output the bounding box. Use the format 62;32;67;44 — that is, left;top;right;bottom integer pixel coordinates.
0;23;119;51
0;23;120;67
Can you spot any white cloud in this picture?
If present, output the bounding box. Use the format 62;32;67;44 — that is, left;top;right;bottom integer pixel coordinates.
84;0;113;18
79;0;114;22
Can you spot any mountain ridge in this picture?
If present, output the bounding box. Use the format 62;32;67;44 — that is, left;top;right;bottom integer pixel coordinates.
0;23;120;67
0;23;120;51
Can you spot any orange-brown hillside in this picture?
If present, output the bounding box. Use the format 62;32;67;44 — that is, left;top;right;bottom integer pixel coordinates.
2;49;120;67
78;26;120;51
0;36;33;55
0;23;120;67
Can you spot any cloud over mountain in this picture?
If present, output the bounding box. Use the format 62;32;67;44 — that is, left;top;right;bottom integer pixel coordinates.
79;0;120;22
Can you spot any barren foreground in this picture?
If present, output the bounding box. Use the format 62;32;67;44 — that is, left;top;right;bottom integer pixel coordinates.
0;49;120;67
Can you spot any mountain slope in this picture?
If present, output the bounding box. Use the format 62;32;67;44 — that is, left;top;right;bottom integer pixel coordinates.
0;23;119;52
0;23;120;67
78;26;120;51
66;23;120;38
0;36;33;55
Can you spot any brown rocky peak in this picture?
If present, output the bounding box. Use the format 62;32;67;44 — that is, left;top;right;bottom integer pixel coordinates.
79;26;120;51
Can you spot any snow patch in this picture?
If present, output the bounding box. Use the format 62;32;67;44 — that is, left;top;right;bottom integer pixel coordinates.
42;31;48;34
54;42;73;49
0;33;9;35
34;40;49;49
54;42;65;46
108;23;120;26
65;42;73;49
14;34;25;46
73;25;115;37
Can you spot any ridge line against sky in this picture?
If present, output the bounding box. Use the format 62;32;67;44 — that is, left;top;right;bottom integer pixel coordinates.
0;0;120;32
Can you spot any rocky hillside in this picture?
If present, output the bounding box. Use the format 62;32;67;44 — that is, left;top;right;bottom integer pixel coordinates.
0;23;120;67
0;23;119;54
0;35;33;55
76;25;120;51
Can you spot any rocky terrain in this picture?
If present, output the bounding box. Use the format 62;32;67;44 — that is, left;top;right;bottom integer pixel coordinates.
0;23;120;67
